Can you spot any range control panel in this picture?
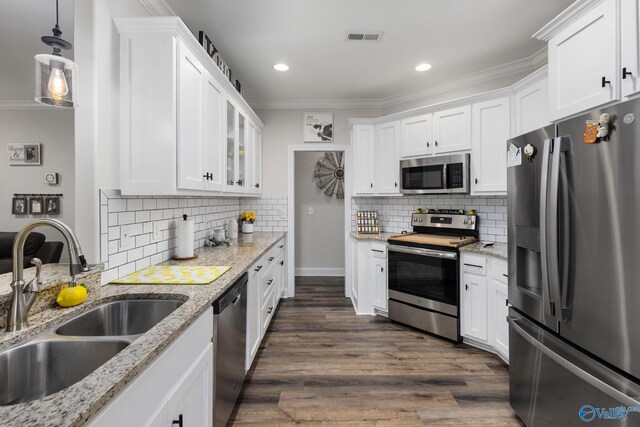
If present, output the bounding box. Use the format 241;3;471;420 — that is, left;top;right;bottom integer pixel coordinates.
411;212;477;231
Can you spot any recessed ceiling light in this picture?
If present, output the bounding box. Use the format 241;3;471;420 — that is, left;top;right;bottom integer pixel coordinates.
415;63;432;72
273;63;289;71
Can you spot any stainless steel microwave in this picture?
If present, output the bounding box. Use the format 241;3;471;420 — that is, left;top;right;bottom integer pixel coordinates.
400;153;470;194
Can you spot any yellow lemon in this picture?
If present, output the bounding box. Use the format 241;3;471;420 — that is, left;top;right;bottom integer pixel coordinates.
56;285;88;307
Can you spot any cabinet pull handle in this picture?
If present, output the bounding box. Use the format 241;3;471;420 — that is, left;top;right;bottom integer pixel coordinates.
506;298;509;306
255;183;260;188
435;141;438;146
172;414;183;427
395;182;398;187
503;273;509;278
202;172;212;180
602;76;611;88
370;183;373;188
465;284;469;291
268;256;275;261
426;142;430;147
380;267;384;272
475;178;478;184
267;279;273;286
236;179;244;186
254;265;263;272
371;249;384;253
279;245;284;249
463;263;483;268
280;260;284;266
267;306;273;314
623;68;633;79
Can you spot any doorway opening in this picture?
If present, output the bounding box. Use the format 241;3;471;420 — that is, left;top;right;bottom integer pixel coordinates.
286;144;351;298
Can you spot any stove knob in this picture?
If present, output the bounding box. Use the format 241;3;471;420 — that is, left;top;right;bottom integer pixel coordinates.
463;219;468;225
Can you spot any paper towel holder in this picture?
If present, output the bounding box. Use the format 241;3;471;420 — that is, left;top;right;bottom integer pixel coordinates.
171;214;199;261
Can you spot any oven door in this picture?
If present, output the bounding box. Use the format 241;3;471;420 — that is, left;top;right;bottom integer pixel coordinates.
387;244;459;316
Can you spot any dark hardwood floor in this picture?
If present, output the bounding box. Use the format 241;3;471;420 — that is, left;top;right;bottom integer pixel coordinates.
229;277;523;426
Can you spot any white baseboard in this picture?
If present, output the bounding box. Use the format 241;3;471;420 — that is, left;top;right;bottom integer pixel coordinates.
295;267;345;276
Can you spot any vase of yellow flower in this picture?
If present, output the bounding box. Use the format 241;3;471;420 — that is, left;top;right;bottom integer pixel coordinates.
241;210;256;233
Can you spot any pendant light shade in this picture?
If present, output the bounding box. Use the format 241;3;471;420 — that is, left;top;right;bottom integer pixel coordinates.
35;54;78;108
35;0;78;108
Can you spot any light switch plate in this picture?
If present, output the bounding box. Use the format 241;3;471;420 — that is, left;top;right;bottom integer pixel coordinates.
308;207;314;215
151;222;162;242
120;225;134;250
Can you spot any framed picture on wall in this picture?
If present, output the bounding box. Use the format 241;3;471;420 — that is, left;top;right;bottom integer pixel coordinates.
45;197;60;215
12;197;27;215
29;197;44;215
7;143;41;166
304;112;333;142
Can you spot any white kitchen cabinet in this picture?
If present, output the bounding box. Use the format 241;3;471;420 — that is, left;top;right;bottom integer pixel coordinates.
400;114;433;158
491;259;509;360
375;121;400;194
252;127;263;193
514;73;549;136
246;261;263;372
370;243;388;313
115;17;262;196
460;253;509;362
352;124;376;195
542;0;619;120
89;308;213;426
433;105;471;154
471;97;510;195
225;101;251;193
622;0;640;98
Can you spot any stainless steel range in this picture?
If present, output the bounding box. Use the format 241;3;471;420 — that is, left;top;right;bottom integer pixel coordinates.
387;210;478;342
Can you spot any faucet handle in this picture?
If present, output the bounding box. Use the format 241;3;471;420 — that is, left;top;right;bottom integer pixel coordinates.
31;258;42;285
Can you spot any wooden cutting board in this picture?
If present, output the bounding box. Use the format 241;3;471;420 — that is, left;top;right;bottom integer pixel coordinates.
389;234;476;248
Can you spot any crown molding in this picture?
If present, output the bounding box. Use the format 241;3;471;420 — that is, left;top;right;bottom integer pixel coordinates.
533;0;604;41
0;100;52;110
511;64;548;92
248;47;548;110
138;0;176;16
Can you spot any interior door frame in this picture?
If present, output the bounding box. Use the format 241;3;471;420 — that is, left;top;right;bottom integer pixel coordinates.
286;144;351;298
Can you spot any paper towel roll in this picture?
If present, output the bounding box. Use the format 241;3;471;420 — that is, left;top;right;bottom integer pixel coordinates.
176;216;195;258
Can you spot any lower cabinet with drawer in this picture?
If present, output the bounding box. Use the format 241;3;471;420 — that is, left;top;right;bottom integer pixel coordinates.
460;253;509;362
245;237;286;372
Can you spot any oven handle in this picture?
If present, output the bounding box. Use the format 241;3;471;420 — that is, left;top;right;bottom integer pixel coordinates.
387;244;457;260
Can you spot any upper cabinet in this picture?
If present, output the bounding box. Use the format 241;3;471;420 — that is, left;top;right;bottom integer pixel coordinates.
535;0;622;121
115;17;263;196
471;97;510;195
352;121;401;196
621;0;640;98
513;70;550;137
352;124;376;195
433;105;471;154
400;114;433;158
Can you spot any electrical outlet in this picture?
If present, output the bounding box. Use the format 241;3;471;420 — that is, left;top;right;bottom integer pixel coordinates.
152;222;162;242
279;209;286;220
308;207;314;215
120;226;134;250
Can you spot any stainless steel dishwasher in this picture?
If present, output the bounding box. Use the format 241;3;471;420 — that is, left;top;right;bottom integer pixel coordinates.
213;273;247;427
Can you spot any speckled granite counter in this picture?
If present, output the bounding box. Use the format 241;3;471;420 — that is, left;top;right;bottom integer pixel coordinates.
459;242;508;261
350;232;404;242
0;232;285;427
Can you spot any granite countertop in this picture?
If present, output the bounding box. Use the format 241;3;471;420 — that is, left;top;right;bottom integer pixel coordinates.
350;232;404;242
0;232;285;427
459;242;508;260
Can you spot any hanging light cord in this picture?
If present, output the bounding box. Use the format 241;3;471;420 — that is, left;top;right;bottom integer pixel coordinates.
53;0;61;37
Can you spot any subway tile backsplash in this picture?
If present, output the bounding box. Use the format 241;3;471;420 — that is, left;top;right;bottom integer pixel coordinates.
239;195;288;233
99;190;241;285
352;195;507;243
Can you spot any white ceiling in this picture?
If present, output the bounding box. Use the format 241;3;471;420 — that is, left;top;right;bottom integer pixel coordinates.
166;0;574;106
0;0;74;101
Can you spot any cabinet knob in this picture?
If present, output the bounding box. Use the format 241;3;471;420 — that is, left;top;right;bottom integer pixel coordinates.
370;183;373;188
426;142;430;147
395;182;398;187
380;267;384;272
602;76;611;88
623;68;633;79
475;178;478;184
465;284;469;291
435;141;438;146
255;183;260;188
172;414;183;427
280;260;284;266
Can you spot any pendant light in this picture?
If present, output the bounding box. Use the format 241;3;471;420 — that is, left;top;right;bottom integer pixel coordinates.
34;0;78;108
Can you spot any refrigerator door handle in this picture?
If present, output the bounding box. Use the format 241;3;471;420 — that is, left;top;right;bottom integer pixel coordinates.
559;144;571;322
509;316;640;408
539;138;556;317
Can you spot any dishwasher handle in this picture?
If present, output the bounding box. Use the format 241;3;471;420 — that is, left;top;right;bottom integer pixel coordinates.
213;273;248;314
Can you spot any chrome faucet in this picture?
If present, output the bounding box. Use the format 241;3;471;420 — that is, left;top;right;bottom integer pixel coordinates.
5;219;90;332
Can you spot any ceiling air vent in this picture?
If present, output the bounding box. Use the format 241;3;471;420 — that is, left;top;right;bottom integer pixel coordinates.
346;32;384;42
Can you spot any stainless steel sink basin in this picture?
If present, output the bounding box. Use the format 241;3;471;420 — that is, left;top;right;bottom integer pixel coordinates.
56;299;184;337
0;339;129;406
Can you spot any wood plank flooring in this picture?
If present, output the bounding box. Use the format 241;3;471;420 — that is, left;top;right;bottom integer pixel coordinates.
229;277;523;426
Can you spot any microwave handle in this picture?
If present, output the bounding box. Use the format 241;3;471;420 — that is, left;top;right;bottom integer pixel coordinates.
442;163;448;189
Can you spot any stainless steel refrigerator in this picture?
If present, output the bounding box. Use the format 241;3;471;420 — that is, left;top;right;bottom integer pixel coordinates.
507;99;640;426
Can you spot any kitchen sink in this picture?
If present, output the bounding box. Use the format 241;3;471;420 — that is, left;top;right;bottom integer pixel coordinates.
0;339;129;406
56;299;184;337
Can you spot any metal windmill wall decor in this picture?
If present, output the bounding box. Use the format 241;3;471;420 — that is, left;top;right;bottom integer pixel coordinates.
313;152;344;199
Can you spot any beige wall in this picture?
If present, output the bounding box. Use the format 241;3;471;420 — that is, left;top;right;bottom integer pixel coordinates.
256;108;381;196
294;151;345;274
0;109;75;260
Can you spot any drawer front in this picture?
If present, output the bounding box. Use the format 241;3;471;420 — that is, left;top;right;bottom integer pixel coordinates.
491;258;508;283
261;264;276;301
371;243;387;259
462;254;487;275
261;289;275;336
